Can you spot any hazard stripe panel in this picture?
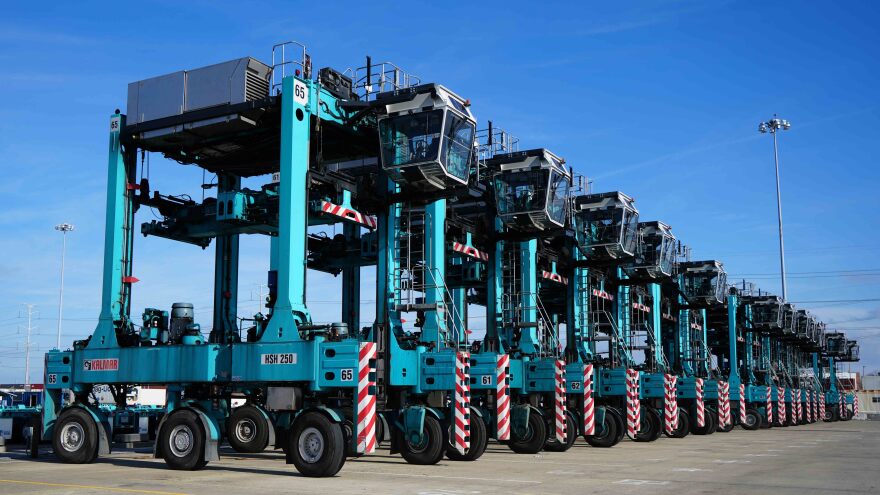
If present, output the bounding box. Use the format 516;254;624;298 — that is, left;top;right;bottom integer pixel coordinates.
320;201;377;229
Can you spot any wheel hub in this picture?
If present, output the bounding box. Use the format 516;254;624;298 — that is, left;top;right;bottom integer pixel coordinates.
169;425;194;457
235;418;257;443
60;422;85;452
298;427;325;463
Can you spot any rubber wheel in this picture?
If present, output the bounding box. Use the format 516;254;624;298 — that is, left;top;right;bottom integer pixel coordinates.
607;407;626;444
665;410;690;438
227;405;270;453
717;413;735;433
633;407;662;442
446;410;488;461
158;410;208;470
841;407;852;421
585;408;619;448
52;408;99;464
508;410;547;454
544;410;577;452
288;412;345;477
376;415;387;446
742;408;761;430
705;408;718;434
400;414;445;465
691;407;714;435
759;408;772;429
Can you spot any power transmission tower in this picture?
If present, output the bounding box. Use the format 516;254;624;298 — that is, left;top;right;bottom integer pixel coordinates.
20;304;37;386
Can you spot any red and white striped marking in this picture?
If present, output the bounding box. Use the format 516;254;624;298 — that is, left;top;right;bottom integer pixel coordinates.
451;242;489;261
854;394;859;415
839;394;845;418
541;270;569;285
496;354;511;441
812;390;817;422
626;369;641;438
453;351;471;454
591;289;615;301
583;364;595;436
739;383;747;424
777;387;786;425
819;394;826;420
806;389;813;423
794;388;801;423
718;381;730;427
631;302;651;313
356;342;378;454
765;386;773;424
554;360;567;443
664;374;678;434
320;201;377;229
695;378;705;428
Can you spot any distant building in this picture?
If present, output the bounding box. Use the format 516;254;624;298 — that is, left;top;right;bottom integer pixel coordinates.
857;375;880;421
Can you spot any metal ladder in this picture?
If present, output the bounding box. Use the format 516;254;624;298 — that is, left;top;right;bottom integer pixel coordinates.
392;204;467;349
590;309;631;368
499;244;559;357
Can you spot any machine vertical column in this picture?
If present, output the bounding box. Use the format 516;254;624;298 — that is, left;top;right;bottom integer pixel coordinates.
421;199;447;346
648;283;663;369
212;174;241;343
486;219;504;350
518;239;539;354
91;112;131;349
342;222;361;332
264;76;312;340
726;294;741;390
761;335;772;386
616;268;630;366
698;309;709;377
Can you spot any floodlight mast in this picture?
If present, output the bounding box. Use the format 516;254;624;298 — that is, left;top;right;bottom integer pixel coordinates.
758;115;791;300
54;222;75;349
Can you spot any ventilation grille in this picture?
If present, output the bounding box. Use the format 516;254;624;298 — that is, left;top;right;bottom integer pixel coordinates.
245;69;270;102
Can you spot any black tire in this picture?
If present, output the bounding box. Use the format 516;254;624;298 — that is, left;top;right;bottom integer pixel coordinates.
227;405;270;453
691;407;714;435
648;407;664;441
717;413;735;433
52;408;98;464
633;407;662;442
289;412;345;477
400;414;445;465
446;410;488;461
585;408;619;448
705;408;717;434
376;415;386;446
508;410;547;454
607;407;626;444
742;408;761;430
665;409;690;438
158;410;208;471
544;410;578;452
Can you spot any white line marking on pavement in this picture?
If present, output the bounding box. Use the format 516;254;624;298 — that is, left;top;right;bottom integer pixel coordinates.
479;458;625;468
615;479;670;486
345;471;542;484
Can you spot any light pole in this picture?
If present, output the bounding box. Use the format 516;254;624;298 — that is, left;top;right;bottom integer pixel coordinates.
759;116;791;300
55;223;75;349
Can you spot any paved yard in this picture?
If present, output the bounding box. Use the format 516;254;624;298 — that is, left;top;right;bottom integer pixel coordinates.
1;420;877;495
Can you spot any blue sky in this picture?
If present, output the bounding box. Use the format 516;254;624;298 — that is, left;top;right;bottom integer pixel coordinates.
0;1;878;384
